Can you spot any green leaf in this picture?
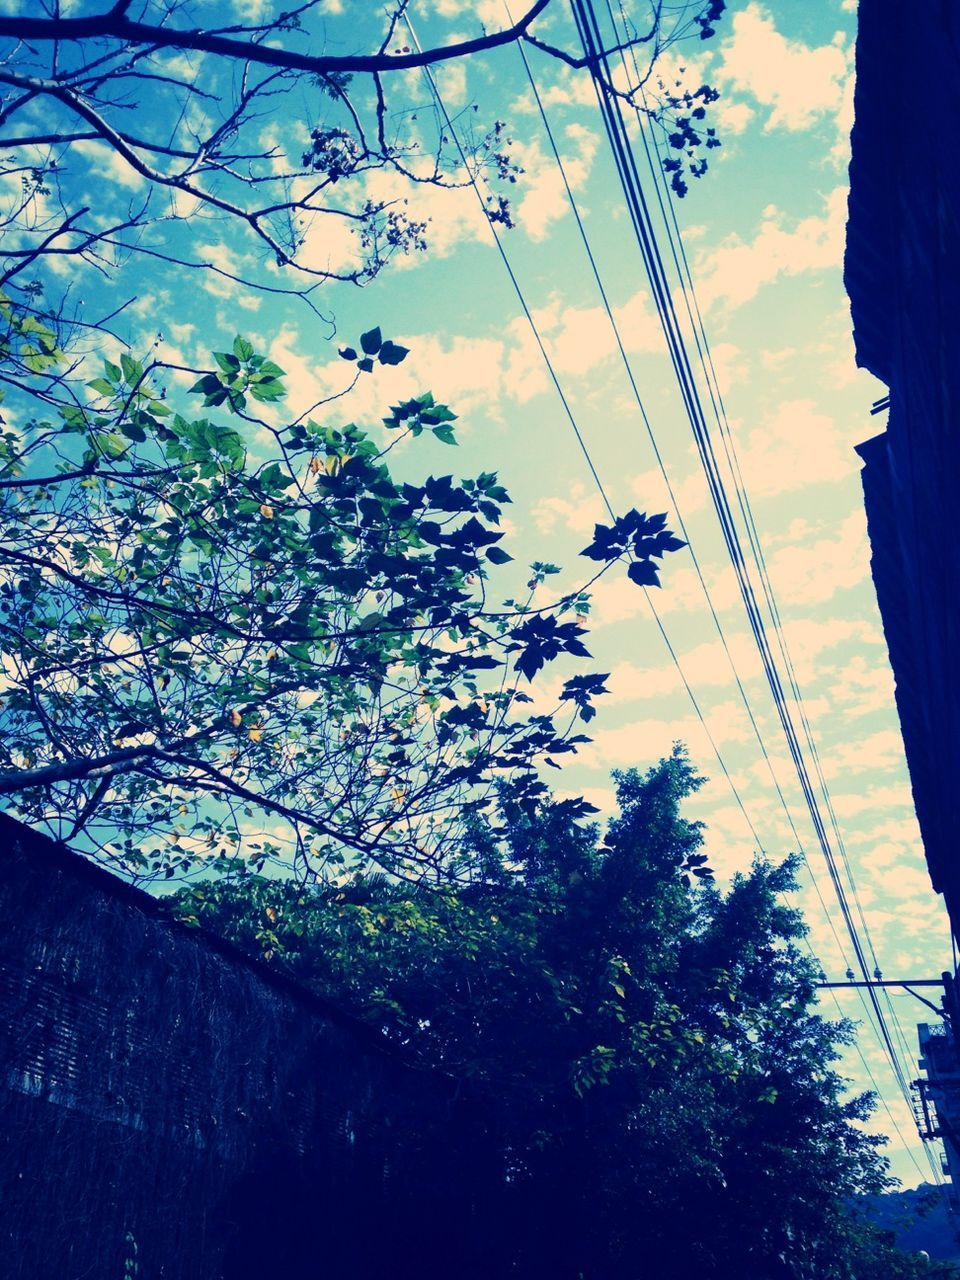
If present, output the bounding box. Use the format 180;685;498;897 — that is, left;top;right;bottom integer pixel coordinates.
378;340;409;366
433;425;456;445
360;327;383;356
214;351;241;373
627;559;660;588
233;335;255;362
87;378;116;396
120;352;143;385
97;432;129;459
249;379;285;402
485;546;512;564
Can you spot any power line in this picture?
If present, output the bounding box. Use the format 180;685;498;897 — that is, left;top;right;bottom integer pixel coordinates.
617;25;940;1149
563;0;933;1179
506;6;854;977
571;0;923;1132
402;7;766;857
406;0;934;1179
606;0;933;1130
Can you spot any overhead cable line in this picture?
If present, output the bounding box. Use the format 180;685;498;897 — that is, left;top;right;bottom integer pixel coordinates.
616;2;892;1005
506;6;854;977
570;0;920;1126
518;0;932;1180
408;0;932;1178
605;0;930;1127
401;8;765;858
608;2;942;1152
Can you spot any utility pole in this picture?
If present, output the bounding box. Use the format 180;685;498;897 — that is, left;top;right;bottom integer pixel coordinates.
819;973;960;1205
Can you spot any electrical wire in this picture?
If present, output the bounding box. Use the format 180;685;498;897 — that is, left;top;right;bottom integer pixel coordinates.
605;0;934;1132
597;6;953;1191
620;32;941;1151
506;5;854;978
405;0;937;1183
401;7;766;857
570;0;924;1135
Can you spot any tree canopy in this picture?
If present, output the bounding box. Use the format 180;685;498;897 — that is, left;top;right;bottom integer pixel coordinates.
0;7;952;1276
0;0;726;317
0;308;686;881
177;748;952;1279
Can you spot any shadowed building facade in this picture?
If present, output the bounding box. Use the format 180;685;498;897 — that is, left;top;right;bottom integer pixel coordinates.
845;0;960;1203
846;0;960;949
0;813;514;1279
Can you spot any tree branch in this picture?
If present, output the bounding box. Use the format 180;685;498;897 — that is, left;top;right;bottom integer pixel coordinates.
0;743;158;794
522;23;657;71
0;2;553;76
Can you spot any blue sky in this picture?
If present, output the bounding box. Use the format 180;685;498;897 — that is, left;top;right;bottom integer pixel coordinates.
23;0;952;1186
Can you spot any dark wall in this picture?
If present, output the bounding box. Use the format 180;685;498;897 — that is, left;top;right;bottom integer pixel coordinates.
0;815;500;1279
846;0;960;932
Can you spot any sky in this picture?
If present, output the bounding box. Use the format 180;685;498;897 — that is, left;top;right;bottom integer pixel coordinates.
17;0;954;1187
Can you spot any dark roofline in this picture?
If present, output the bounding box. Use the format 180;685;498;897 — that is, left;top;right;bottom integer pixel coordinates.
853;431;887;463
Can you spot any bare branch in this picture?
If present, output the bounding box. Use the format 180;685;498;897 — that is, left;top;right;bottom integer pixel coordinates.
0;2;554;76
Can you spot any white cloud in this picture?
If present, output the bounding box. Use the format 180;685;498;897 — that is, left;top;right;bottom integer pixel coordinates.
265;313;561;432
194;241;262;308
716;4;850;132
708;342;749;390
829;654;897;721
268;324;513;425
605;632;765;708
434;61;468;108
831;789;912;822
533;482;606;536
514;124;599;242
502;317;550;402
518;282;661;380
431;0;510;22
831;63;856;165
735;398;861;498
510;68;597;116
777;615;882;681
715;99;755;135
579;706;752;774
821;729;907;781
73;140;146;191
767;510;870;607
697;186;847;312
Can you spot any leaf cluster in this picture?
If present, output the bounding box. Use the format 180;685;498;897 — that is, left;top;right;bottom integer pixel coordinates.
179;747;910;1278
0;311;684;883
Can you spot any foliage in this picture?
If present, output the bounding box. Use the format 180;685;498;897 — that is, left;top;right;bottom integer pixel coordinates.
0;307;684;881
0;0;726;315
838;1216;960;1280
175;746;933;1278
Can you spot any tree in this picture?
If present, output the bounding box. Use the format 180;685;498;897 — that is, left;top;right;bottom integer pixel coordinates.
175;747;946;1279
0;309;685;881
0;0;726;315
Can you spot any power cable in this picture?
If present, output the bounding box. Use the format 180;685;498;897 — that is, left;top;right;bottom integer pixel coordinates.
506;5;853;977
570;0;921;1129
606;0;931;1125
613;15;941;1144
401;7;766;855
407;0;933;1180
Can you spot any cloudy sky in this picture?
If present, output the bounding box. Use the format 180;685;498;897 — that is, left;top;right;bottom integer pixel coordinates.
43;0;952;1186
